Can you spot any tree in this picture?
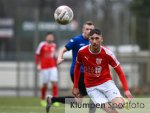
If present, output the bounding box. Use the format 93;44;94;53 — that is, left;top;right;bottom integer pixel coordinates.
130;0;150;18
130;0;150;50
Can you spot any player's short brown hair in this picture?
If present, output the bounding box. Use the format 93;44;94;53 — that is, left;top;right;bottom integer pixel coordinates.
89;28;102;36
84;21;94;26
46;32;53;35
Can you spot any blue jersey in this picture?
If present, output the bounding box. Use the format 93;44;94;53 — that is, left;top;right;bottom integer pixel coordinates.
65;34;89;75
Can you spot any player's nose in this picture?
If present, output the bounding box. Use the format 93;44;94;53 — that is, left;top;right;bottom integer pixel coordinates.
93;39;97;43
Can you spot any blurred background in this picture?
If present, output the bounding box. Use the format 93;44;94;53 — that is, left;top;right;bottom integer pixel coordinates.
0;0;150;97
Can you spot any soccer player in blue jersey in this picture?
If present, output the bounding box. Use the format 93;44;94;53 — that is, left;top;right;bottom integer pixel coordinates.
57;21;94;98
46;21;96;113
57;21;93;86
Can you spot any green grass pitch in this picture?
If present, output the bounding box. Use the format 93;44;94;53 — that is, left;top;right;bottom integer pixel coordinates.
0;97;65;113
0;95;149;113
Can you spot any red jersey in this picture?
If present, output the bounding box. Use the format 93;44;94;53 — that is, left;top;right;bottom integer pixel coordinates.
76;45;120;88
35;41;57;69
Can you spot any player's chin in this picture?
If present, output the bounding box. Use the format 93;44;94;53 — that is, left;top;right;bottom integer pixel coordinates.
92;45;98;49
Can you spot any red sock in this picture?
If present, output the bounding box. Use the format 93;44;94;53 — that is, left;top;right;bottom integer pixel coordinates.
40;85;47;100
52;84;58;97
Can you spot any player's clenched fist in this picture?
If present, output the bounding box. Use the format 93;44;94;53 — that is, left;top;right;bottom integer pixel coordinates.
72;88;81;98
57;58;64;65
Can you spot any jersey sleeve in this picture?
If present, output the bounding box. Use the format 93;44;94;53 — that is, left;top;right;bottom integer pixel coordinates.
36;42;44;55
35;54;40;64
74;50;82;88
114;65;129;91
106;49;120;68
76;50;83;64
65;38;75;51
35;42;44;64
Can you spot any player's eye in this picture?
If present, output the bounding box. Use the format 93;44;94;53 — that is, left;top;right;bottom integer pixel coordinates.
95;37;100;40
86;28;91;31
90;37;94;40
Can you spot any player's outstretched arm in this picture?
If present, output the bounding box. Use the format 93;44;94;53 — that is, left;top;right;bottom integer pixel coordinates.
35;54;41;71
72;88;80;98
114;65;133;100
57;47;67;65
73;62;81;98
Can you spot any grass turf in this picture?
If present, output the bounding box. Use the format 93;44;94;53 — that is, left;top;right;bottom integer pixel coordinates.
0;95;150;113
0;97;65;113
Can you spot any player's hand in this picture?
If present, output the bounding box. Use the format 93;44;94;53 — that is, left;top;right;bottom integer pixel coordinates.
124;90;133;100
37;64;41;71
72;87;81;98
57;58;64;65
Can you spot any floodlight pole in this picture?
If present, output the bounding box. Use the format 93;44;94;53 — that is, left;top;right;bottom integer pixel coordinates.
33;8;40;97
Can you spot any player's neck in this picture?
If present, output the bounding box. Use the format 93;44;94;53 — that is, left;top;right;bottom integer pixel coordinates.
90;45;101;54
82;33;88;39
46;41;53;44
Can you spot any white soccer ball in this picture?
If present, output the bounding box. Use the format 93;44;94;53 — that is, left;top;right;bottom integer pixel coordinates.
54;5;74;25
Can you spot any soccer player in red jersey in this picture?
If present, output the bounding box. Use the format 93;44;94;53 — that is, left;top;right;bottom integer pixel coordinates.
73;28;133;113
35;32;59;107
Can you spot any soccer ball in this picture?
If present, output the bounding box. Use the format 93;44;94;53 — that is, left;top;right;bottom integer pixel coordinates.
54;5;74;25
